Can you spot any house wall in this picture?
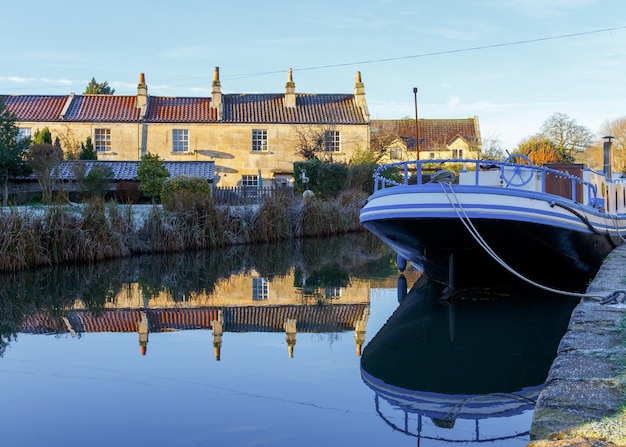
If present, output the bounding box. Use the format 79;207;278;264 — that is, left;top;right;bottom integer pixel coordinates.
21;121;369;188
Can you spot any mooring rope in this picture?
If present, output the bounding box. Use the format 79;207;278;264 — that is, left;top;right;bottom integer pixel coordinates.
439;182;626;304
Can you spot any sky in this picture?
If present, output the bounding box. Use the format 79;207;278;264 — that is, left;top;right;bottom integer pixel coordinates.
1;0;625;150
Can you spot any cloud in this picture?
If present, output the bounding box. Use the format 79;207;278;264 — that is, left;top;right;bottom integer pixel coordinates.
447;96;460;108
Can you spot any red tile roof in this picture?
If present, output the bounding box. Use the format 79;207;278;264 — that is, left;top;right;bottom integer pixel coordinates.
225;94;366;124
1;95;68;121
3;93;367;125
371;118;480;151
63;95;141;122
146;97;218;122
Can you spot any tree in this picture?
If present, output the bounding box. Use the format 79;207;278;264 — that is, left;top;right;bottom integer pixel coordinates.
57;127;82;160
79;137;97;160
33;127;52;145
84;78;115;95
136;153;170;202
600;116;626;172
539;112;595;163
26;143;64;203
293;125;341;161
0;99;31;206
82;164;113;198
478;134;505;161
517;136;560;165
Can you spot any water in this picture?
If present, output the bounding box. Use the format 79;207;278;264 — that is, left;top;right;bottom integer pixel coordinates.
0;233;578;447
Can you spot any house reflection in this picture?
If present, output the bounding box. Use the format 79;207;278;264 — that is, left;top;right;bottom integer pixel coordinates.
18;267;387;359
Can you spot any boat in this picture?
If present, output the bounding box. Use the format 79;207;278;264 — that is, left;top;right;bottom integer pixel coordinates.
360;146;626;291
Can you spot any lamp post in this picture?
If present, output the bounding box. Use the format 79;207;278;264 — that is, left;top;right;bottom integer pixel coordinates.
413;87;419;160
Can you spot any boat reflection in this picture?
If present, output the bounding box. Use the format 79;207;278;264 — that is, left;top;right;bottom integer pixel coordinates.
360;275;578;444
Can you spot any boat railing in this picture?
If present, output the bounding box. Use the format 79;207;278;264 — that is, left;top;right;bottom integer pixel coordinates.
373;158;601;208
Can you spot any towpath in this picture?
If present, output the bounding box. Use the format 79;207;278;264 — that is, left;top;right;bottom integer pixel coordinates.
530;244;626;446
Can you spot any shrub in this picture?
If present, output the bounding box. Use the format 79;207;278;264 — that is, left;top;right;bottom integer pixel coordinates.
293;160;349;199
136;153;170;202
161;175;212;212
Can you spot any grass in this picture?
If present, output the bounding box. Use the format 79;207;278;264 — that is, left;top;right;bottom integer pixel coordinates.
565;408;626;445
0;190;369;272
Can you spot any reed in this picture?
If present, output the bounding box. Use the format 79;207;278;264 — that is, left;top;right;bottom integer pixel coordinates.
0;191;367;272
250;192;295;242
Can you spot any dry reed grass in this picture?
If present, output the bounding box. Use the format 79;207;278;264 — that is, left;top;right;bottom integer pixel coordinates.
0;189;367;272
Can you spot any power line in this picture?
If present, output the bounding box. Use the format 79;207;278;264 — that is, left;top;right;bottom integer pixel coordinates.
222;25;626;81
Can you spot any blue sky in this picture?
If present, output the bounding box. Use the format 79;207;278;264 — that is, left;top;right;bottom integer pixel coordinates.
1;0;625;149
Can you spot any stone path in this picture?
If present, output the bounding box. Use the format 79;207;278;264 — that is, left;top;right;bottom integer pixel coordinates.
529;244;626;446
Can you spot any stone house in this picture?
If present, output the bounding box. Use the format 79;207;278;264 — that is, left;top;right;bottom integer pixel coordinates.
370;117;482;162
3;68;370;188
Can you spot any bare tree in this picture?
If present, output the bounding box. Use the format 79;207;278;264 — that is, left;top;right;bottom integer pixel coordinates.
26;143;64;203
539;112;595;162
57;126;82;160
293;125;340;161
600;116;626;172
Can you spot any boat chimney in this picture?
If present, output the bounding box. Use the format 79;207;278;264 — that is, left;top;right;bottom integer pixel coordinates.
603;135;614;179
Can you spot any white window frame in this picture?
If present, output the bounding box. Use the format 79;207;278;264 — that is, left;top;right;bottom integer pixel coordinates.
17;128;32;142
252;277;269;301
94;128;111;152
172;129;189;153
452;148;463;159
325;287;342;299
252;129;268;152
242;175;259;188
324;130;341;153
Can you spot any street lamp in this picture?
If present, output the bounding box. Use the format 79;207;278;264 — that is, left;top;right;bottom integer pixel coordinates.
413;87;419;160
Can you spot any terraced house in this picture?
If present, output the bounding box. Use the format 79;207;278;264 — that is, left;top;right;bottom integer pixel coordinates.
2;67;371;188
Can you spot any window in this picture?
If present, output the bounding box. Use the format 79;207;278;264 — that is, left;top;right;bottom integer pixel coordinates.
252;129;268;151
17;128;32;142
452;148;464;159
324;130;341;152
252;277;269;301
325;287;342;299
94;128;111;152
429;152;436;159
172;129;189;153
389;147;402;160
242;175;259;187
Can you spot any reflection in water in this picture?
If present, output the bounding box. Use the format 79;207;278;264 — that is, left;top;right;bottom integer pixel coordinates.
0;233;400;359
361;275;578;444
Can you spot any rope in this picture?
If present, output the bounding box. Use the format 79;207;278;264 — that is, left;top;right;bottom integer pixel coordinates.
428;169;456;184
439;182;626;303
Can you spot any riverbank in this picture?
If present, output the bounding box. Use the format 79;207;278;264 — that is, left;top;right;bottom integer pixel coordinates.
529;244;626;446
0;192;367;272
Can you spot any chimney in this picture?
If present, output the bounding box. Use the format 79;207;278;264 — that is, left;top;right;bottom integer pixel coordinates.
354;71;370;122
211;67;223;120
285;68;296;108
136;73;148;118
604;136;614;179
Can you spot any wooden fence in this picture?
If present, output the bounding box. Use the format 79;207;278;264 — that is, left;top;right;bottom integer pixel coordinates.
212;186;293;205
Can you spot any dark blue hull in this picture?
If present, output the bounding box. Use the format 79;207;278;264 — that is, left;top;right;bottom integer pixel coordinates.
362;217;617;291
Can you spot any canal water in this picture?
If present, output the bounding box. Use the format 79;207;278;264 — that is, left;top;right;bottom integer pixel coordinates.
0;233;578;447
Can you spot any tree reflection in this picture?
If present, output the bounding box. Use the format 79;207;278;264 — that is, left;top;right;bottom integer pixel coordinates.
0;233;394;356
